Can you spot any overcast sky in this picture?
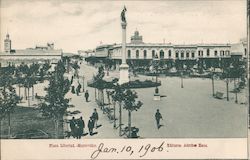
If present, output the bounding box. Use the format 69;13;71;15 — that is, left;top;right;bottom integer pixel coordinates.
0;0;247;53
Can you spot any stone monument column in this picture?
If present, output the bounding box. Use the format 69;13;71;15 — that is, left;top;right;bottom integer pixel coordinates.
119;7;129;84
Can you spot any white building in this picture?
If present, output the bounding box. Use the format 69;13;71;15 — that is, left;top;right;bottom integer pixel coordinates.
92;30;247;69
0;34;62;67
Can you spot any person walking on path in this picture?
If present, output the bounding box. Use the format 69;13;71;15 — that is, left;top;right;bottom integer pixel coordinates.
92;108;99;129
78;116;85;138
85;90;89;102
88;116;94;135
69;117;76;138
76;83;81;96
70;75;74;84
155;109;163;129
71;86;76;94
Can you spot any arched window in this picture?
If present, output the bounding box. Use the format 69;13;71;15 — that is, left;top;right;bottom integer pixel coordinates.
127;50;131;59
181;51;184;58
220;50;224;56
160;50;164;59
168;50;171;57
175;51;179;58
152;50;155;58
207;49;210;56
143;50;147;59
191;52;195;58
214;50;217;56
225;50;230;56
136;50;139;59
186;51;190;58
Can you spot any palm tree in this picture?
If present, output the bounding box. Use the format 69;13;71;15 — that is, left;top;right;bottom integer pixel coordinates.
123;89;142;138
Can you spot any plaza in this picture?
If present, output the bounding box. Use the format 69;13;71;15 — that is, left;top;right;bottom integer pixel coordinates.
0;1;248;140
65;61;247;138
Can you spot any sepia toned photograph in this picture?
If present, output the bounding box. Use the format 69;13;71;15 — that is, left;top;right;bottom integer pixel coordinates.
0;0;248;143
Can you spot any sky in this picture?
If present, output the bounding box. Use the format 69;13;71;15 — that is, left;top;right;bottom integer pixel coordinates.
0;0;247;53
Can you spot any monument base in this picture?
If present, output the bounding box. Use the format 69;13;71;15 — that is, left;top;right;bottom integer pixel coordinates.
153;94;161;101
119;63;129;85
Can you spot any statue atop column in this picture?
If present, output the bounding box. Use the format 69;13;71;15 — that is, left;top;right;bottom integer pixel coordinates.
121;6;127;23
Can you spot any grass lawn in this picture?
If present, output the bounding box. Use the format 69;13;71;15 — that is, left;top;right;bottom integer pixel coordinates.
0;106;62;139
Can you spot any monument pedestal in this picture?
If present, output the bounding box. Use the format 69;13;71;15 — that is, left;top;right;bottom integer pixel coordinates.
153;87;160;100
153;94;161;101
119;63;129;84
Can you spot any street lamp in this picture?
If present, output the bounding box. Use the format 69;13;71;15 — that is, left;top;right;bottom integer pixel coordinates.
211;67;215;96
82;75;85;92
181;71;184;88
230;64;238;103
153;54;160;100
226;77;229;101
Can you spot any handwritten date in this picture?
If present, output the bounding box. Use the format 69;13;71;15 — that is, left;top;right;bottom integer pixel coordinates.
90;142;165;159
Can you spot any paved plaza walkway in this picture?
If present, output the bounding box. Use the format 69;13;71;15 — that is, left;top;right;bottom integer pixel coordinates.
15;61;248;138
65;62;248;138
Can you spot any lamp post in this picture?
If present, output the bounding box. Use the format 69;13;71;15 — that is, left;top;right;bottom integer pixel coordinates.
152;54;160;100
181;71;184;88
226;78;229;101
82;75;85;92
211;68;215;96
230;63;238;103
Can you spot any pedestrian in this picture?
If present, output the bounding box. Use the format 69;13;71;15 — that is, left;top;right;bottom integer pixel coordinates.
85;90;89;102
71;86;75;94
155;109;163;129
70;75;74;84
69;117;76;138
92;108;99;129
88;116;94;135
76;83;82;96
75;123;80;139
78;116;85;138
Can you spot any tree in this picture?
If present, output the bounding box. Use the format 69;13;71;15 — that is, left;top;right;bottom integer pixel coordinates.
110;79;126;136
123;89;142;138
0;85;20;138
93;66;105;107
39;61;71;138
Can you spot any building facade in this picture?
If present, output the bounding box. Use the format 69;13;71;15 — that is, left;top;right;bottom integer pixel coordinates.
0;34;62;67
92;30;247;69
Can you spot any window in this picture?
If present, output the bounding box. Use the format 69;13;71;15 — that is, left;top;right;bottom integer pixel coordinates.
181;52;184;58
152;50;155;58
186;52;190;58
225;50;230;56
143;50;147;59
168;50;171;57
198;50;203;56
127;50;131;59
160;50;164;59
207;49;210;56
220;50;224;56
214;50;217;56
175;52;179;58
191;52;195;58
245;48;247;56
136;50;139;59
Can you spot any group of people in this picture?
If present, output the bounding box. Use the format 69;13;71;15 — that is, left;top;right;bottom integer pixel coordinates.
71;83;82;96
70;75;83;96
69;108;99;138
70;75;90;102
69;116;85;139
